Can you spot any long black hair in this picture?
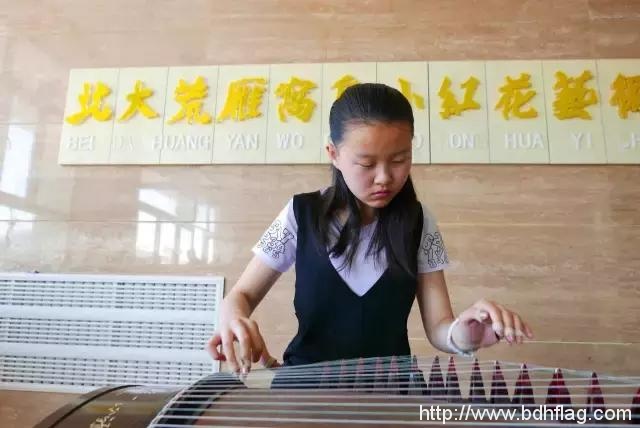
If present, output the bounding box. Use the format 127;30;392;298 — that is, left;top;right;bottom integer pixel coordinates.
313;83;423;277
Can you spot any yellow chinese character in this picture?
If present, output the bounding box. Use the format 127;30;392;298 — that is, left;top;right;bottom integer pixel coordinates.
610;73;640;119
275;77;317;122
65;82;113;125
332;75;359;99
438;76;481;119
398;78;425;110
552;70;598;120
167;76;212;125
118;80;159;122
495;73;538;120
216;77;267;122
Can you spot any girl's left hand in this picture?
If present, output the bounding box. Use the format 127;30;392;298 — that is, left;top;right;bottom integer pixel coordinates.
455;299;534;349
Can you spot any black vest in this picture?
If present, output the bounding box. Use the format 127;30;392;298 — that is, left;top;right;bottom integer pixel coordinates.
281;191;423;366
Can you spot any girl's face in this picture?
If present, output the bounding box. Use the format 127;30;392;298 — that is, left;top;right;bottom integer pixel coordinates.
327;121;413;218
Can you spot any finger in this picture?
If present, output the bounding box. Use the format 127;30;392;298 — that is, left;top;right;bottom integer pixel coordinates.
221;330;239;373
206;333;224;360
501;308;515;344
523;320;534;339
259;350;281;368
475;309;491;324
239;319;266;364
474;300;504;338
513;314;525;344
229;320;252;374
484;310;501;342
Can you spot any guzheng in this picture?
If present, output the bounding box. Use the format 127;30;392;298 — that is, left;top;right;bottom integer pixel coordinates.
36;355;639;427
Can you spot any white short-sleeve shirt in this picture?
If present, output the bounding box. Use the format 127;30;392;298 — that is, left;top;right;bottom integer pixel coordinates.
252;196;449;297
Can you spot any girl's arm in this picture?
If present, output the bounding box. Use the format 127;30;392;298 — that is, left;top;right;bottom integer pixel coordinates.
207;255;282;373
416;270;456;353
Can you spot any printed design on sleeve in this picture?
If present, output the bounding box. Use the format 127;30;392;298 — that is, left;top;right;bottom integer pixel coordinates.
421;231;449;268
256;220;294;259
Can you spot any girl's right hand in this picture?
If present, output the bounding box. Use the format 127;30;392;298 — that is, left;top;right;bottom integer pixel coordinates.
206;317;279;374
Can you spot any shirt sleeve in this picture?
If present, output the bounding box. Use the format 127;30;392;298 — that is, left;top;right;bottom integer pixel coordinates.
417;203;450;273
251;198;298;273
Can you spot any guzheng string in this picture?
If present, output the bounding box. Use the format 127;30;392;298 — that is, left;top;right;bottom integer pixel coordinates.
146;355;639;427
193;356;640;384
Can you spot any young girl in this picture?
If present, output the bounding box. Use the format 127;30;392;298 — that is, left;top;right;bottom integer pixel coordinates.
208;83;534;374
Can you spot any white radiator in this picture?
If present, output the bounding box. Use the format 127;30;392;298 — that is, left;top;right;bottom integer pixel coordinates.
0;272;224;393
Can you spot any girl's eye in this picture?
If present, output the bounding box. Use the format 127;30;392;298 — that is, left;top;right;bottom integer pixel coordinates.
392;158;408;164
357;163;375;168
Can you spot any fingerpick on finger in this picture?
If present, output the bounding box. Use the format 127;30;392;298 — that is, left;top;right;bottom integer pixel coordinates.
493;322;504;337
503;327;515;343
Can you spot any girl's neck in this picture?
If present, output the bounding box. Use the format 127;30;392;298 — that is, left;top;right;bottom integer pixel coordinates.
357;202;377;225
336;204;377;226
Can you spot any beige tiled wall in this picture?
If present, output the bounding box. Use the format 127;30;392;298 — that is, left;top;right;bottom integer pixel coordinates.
1;1;639;427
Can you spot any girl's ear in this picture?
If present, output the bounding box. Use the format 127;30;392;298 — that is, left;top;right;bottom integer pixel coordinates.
326;140;340;169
